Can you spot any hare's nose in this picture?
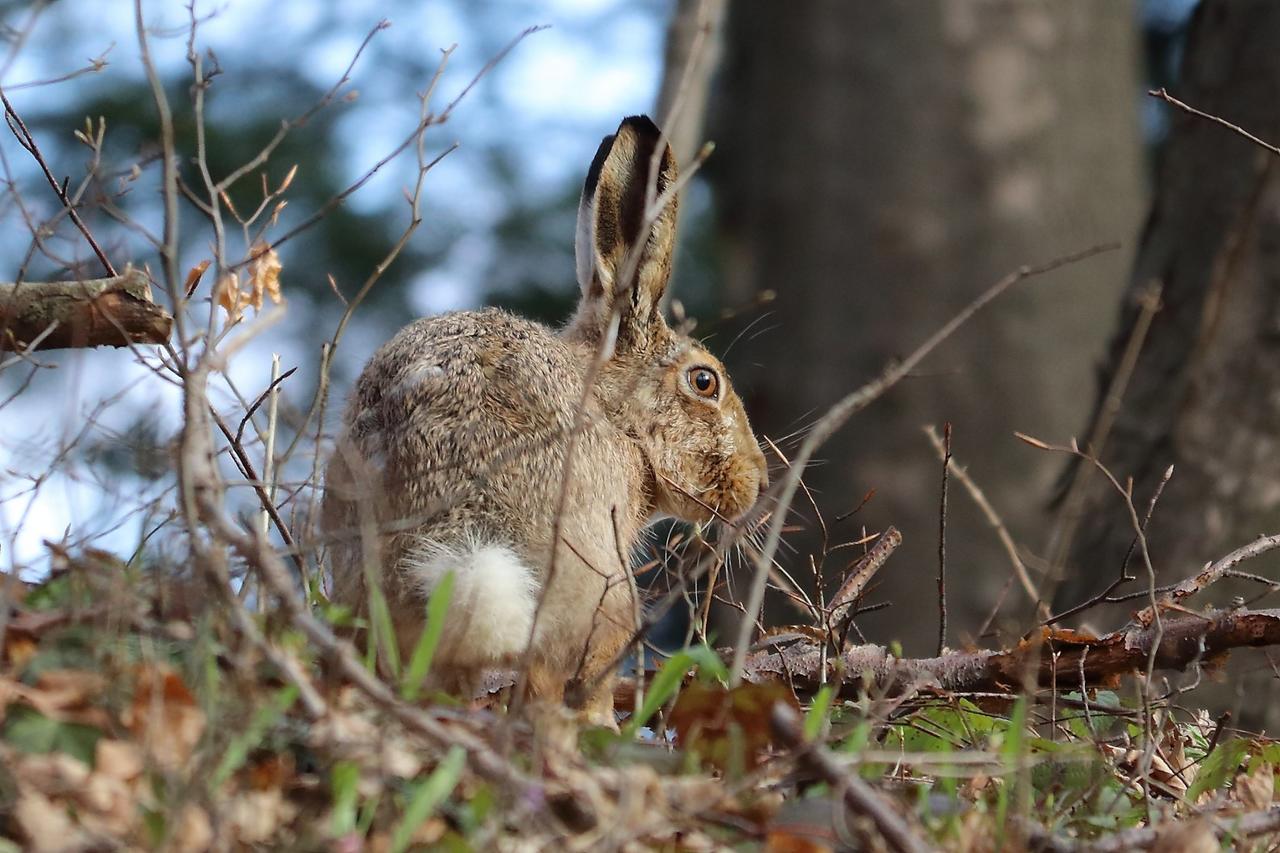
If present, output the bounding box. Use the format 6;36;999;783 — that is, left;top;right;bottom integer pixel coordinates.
756;464;770;497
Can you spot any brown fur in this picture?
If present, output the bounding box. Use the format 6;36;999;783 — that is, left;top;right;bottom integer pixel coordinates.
322;116;767;723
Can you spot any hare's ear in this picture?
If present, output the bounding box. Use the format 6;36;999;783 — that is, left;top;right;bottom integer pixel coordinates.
572;115;678;348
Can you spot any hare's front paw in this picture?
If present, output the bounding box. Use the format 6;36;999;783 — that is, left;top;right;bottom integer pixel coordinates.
579;698;620;733
566;675;620;732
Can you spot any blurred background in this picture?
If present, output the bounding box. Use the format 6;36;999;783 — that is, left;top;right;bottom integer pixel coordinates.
2;0;1241;662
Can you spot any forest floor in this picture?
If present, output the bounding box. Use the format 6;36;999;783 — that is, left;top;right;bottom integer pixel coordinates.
5;536;1280;852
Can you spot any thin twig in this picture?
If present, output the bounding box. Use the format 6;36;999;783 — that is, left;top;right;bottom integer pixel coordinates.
1138;532;1280;623
1044;280;1161;600
215;20;391;193
1046;463;1174;626
829;526;901;641
134;1;180;307
923;424;1039;608
209;407;305;579
1149;87;1280;157
0;87;116;277
239;27;543;269
936;422;951;656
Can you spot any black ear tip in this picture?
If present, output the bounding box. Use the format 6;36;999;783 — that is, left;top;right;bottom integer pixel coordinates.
584;117;668;195
619;114;662;138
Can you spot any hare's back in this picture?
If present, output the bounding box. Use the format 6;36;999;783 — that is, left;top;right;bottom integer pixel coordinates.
347;308;581;475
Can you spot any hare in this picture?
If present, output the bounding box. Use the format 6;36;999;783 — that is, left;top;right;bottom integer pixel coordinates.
322;115;768;724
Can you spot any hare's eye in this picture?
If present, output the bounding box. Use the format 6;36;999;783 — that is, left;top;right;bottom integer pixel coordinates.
687;367;720;400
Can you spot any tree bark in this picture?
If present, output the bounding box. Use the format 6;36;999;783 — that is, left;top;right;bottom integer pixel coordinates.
1059;1;1280;617
711;2;1144;651
0;268;172;351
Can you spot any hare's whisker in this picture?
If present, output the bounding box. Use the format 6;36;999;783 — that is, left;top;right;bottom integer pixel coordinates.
720;310;776;359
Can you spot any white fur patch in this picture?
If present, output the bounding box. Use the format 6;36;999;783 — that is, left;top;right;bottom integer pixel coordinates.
401;537;540;665
391;361;446;400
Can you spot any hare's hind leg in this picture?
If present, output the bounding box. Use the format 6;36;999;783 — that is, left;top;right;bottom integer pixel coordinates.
525;661;567;705
551;593;634;730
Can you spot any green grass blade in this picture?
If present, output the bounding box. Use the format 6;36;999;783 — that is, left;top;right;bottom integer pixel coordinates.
330;760;361;838
401;571;455;701
367;584;401;679
1186;737;1250;802
804;685;835;740
390;746;466;853
685;643;730;683
212;684;298;788
623;650;693;738
995;696;1028;845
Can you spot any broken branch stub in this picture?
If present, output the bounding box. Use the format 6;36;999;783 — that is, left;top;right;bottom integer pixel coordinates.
0;267;173;351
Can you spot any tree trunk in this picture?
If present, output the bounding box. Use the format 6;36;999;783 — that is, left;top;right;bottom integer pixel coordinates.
1059;2;1280;624
711;2;1144;653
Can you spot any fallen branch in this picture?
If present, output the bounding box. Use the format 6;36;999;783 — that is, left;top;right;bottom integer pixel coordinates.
741;607;1280;698
0;268;172;350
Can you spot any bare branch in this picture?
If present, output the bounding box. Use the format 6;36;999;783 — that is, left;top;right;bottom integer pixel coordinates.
1137;532;1280;623
0;86;116;276
1149;86;1280;157
742;607;1280;699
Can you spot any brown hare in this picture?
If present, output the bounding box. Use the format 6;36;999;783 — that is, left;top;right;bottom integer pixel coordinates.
322;115;768;725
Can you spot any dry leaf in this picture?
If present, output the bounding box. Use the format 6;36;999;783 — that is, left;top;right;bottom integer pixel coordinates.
1151;819;1217;853
4;633;37;670
78;771;138;837
123;665;206;773
12;788;89;853
216;271;244;320
226;788;298;844
214;245;284;320
380;732;425;780
764;830;834;853
35;669;108;708
246;752;294;791
0;669;112;729
15;750;92;789
669;681;799;772
184;260;211;297
247;241;283;310
1233;760;1274;811
172;804;214;853
96;739;145;782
